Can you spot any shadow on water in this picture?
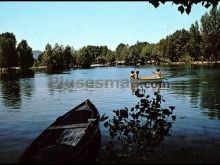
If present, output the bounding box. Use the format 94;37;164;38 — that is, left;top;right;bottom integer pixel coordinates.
0;70;35;109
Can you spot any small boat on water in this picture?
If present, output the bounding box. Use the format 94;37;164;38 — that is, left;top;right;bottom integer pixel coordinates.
130;76;165;83
18;99;101;164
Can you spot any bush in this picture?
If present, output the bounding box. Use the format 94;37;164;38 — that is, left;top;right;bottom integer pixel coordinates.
99;88;176;163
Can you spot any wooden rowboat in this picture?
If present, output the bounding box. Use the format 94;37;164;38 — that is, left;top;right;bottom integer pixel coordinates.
18;99;101;164
130;76;165;83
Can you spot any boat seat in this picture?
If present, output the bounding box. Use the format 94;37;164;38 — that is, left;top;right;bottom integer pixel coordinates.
48;123;89;130
88;118;97;122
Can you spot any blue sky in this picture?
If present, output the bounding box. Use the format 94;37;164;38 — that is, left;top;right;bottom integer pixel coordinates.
0;2;212;51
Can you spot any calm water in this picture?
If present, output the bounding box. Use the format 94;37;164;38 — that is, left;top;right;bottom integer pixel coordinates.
0;64;220;163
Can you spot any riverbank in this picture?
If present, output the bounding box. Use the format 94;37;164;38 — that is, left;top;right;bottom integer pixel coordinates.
98;133;220;164
1;61;220;73
161;61;220;65
149;135;220;164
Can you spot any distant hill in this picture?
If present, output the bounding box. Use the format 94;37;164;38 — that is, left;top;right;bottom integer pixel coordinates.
32;50;42;59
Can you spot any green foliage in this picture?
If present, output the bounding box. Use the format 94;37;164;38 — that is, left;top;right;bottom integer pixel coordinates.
180;54;193;63
157;37;169;62
76;46;93;68
118;45;130;63
100;89;176;163
169;29;190;62
63;46;74;68
140;44;154;62
188;21;202;60
0;32;18;69
129;45;140;64
200;7;220;60
105;51;116;64
17;40;34;70
74;45;113;67
40;44;52;67
38;43;75;70
51;43;64;69
115;43;128;61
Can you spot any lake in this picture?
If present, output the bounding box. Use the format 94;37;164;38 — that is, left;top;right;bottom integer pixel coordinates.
0;64;220;163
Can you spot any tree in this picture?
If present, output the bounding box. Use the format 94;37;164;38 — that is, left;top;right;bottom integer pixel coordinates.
120;46;130;64
135;41;149;55
129;45;140;64
151;44;161;63
140;44;153;63
51;43;64;69
100;46;109;57
72;50;77;67
95;45;111;64
105;51;116;64
87;45;100;64
41;43;53;67
76;46;93;68
166;29;190;61
157;38;169;62
63;45;73;68
17;40;34;70
188;21;202;61
200;7;220;60
115;43;127;60
40;43;64;70
0;32;18;70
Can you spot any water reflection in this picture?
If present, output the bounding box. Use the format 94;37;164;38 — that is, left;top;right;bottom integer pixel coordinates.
200;87;220;119
166;64;220;120
0;70;35;109
130;81;164;96
0;76;21;109
130;64;220;120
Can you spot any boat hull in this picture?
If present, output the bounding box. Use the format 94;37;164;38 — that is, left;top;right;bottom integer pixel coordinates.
18;99;100;164
130;76;164;83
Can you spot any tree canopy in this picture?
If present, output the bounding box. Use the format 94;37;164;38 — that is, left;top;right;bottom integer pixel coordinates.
0;32;34;71
17;40;34;70
0;32;18;69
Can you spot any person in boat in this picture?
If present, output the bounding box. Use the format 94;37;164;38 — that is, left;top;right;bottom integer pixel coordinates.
130;71;135;79
152;68;162;78
135;70;139;80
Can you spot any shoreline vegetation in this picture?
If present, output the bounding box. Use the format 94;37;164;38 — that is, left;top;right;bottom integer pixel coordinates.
0;7;220;73
0;60;220;73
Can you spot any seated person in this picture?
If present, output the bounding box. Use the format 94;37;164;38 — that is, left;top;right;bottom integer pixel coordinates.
135;71;139;80
130;71;135;79
152;68;162;78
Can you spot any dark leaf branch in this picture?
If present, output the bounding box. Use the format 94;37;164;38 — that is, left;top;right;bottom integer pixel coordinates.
148;1;218;15
100;88;176;162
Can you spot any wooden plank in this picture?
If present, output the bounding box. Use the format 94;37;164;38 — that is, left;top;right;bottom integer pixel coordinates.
48;123;89;130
